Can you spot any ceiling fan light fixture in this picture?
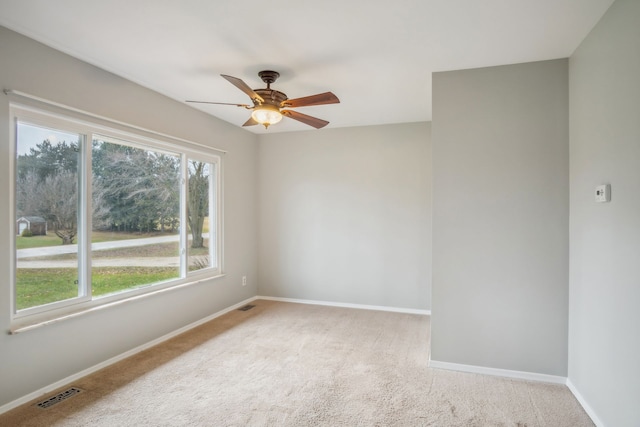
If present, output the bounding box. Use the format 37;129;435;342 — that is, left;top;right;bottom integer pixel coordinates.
251;104;282;128
186;71;339;129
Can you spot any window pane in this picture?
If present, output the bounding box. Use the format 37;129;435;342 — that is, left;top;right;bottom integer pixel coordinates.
15;123;81;310
187;160;215;272
92;137;181;296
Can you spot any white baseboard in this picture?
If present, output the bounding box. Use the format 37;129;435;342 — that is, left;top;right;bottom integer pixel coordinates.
566;378;605;427
0;296;259;416
11;295;605;427
428;359;567;384
1;295;425;415
429;360;604;426
256;295;431;316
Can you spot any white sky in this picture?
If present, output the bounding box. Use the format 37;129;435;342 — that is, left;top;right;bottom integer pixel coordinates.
16;122;80;156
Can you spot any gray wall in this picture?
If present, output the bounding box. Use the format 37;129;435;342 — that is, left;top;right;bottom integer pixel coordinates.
0;27;259;408
568;0;640;425
431;59;569;375
257;123;431;310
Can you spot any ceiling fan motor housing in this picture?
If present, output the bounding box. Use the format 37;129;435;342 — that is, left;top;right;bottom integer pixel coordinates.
254;70;287;106
255;88;288;106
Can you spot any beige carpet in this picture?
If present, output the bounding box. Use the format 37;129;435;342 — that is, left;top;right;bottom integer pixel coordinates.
1;300;593;426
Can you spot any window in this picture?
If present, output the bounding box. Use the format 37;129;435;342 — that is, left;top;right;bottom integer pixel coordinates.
15;123;83;311
187;159;218;272
11;105;222;325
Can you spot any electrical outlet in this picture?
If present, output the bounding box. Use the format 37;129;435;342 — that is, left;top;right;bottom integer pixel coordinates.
595;184;611;203
242;276;247;286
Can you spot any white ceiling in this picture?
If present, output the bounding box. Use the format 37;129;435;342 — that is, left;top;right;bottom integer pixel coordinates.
0;0;614;134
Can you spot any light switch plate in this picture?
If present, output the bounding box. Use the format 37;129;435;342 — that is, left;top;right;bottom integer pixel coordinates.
595;184;611;203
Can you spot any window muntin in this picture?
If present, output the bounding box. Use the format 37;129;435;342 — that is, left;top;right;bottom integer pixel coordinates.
11;106;222;322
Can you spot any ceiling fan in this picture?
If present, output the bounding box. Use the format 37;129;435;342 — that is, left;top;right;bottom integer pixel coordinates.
186;70;340;129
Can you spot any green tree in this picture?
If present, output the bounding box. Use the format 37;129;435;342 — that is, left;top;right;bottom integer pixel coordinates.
17;139;78;182
92;141;180;233
188;161;209;248
16;140;79;245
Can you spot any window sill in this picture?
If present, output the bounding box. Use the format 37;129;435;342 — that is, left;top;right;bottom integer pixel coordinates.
9;273;226;335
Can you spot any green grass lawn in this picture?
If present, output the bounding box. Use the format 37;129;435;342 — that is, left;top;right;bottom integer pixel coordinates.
16;267;179;310
15;233;66;249
16;226;211;311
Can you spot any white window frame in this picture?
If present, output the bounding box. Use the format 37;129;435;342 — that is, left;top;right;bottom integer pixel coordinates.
9;104;224;331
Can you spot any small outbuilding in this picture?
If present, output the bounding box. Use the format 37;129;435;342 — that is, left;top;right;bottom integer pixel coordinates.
16;216;48;236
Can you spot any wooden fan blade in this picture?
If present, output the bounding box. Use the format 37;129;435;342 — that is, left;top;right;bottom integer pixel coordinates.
242;116;259;127
281;92;340;108
186;100;251;108
221;74;264;104
281;110;329;129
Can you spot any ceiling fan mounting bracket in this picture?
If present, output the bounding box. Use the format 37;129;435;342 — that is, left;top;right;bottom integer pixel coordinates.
258;70;280;87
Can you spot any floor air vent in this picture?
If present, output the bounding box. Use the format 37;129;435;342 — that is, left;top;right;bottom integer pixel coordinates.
238;304;255;311
36;387;83;409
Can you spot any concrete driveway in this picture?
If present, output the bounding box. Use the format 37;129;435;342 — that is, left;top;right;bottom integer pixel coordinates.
16;234;180;259
16;234;210;268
